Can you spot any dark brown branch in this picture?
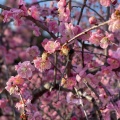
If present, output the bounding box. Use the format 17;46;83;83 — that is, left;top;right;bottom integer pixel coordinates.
113;92;120;102
32;81;94;103
77;0;87;25
53;52;57;85
0;4;10;10
31;82;72;103
110;110;117;120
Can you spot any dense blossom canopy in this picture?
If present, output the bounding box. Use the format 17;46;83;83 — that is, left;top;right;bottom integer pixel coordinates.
0;0;120;120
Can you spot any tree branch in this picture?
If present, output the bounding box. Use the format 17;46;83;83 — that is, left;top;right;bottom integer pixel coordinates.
63;21;109;46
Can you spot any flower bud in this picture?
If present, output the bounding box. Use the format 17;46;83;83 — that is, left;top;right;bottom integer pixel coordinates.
89;16;97;24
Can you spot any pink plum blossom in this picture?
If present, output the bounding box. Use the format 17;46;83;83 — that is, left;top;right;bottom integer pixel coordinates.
28;6;40;20
44;40;60;54
100;32;114;49
107;58;120;69
2;8;25;25
26;46;40;58
58;7;70;22
15;102;24;111
109;9;120;33
100;37;110;49
59;23;82;43
63;77;76;89
15;61;35;79
5;75;24;94
57;0;66;8
57;0;70;22
89;29;104;46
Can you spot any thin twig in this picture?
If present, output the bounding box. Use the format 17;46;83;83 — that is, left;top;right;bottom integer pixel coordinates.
77;0;87;25
81;41;85;68
53;52;57;85
57;57;70;100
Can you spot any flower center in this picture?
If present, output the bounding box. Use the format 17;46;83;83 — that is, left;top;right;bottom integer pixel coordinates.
50;43;54;49
15;79;21;84
115;10;120;18
22;67;27;72
40;61;46;68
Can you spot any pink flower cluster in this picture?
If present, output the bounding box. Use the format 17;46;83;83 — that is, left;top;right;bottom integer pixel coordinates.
5;75;24;94
65;77;76;89
89;30;114;48
59;22;82;43
28;6;40;20
57;0;70;22
109;8;120;33
2;8;25;25
100;32;114;49
2;0;41;37
1;0;120;120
